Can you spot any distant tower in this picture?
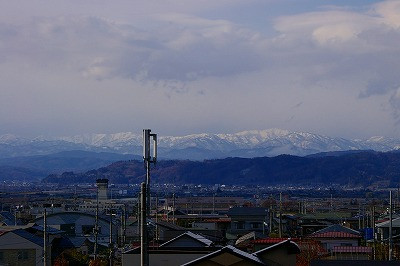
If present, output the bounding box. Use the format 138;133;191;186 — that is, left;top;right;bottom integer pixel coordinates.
96;179;109;200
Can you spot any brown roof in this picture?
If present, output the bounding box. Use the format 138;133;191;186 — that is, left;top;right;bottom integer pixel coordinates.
311;232;361;239
252;238;300;244
332;246;372;253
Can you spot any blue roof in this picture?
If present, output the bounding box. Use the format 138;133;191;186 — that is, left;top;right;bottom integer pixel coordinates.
31;225;65;235
11;229;44;247
0;211;22;226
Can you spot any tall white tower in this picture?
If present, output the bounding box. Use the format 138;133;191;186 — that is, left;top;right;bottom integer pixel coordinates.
96;179;109;200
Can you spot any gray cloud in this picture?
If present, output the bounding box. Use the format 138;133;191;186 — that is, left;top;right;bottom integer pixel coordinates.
1;0;400;138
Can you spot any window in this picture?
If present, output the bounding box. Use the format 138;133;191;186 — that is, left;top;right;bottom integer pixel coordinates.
236;222;245;229
82;225;95;235
60;223;76;236
251;222;261;229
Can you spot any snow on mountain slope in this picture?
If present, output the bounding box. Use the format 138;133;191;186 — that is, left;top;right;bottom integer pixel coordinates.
1;129;400;159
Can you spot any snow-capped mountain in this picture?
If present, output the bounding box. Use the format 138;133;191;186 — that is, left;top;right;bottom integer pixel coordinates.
1;129;400;160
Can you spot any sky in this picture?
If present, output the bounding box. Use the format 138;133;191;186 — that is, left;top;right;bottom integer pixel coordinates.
1;0;400;139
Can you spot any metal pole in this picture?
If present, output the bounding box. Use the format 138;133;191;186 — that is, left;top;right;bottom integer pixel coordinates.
279;192;282;238
389;190;393;261
43;209;47;266
109;204;113;266
140;182;149;266
94;191;99;261
155;194;158;241
146;160;151;217
123;204;127;246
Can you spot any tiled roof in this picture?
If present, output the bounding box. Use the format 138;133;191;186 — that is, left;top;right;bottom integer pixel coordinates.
332;246;372;253
311;232;361;239
252;238;300;244
204;218;231;223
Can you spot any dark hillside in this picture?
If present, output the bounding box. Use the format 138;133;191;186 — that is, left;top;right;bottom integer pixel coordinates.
42;151;400;187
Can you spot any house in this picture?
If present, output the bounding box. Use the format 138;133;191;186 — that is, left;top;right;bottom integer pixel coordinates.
0;229;49;266
235;231;267;250
122;231;218;266
375;217;400;241
160;231;214;248
253;239;300;266
182;245;265;266
34;211;117;246
182;239;300;266
308;224;361;252
330;246;372;260
251;237;301;253
227;207;269;238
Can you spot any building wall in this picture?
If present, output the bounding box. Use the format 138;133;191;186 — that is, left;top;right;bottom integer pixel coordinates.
257;248;297;266
122;253;207;266
318;239;358;252
0;232;46;266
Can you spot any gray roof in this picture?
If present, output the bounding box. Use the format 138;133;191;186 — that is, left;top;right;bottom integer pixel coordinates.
160;231;213;248
31;225;65;235
227;207;268;216
182;245;265;265
253;239;301;256
10;229;44;247
312;224;361;235
376;217;400;228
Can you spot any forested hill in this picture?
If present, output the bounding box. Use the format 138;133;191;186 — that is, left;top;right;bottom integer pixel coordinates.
42;151;400;188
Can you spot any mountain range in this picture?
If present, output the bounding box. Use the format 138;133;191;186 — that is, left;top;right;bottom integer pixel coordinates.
2;129;400;160
43;151;400;188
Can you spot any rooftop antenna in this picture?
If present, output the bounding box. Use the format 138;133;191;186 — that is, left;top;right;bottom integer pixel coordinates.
141;129;157;266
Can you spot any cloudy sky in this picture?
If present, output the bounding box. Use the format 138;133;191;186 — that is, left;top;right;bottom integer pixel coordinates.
1;0;400;139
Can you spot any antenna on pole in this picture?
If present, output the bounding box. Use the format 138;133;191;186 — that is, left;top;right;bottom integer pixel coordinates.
141;129;157;266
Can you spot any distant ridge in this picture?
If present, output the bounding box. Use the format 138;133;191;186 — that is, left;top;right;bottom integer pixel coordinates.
43;150;400;188
1;129;400;160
